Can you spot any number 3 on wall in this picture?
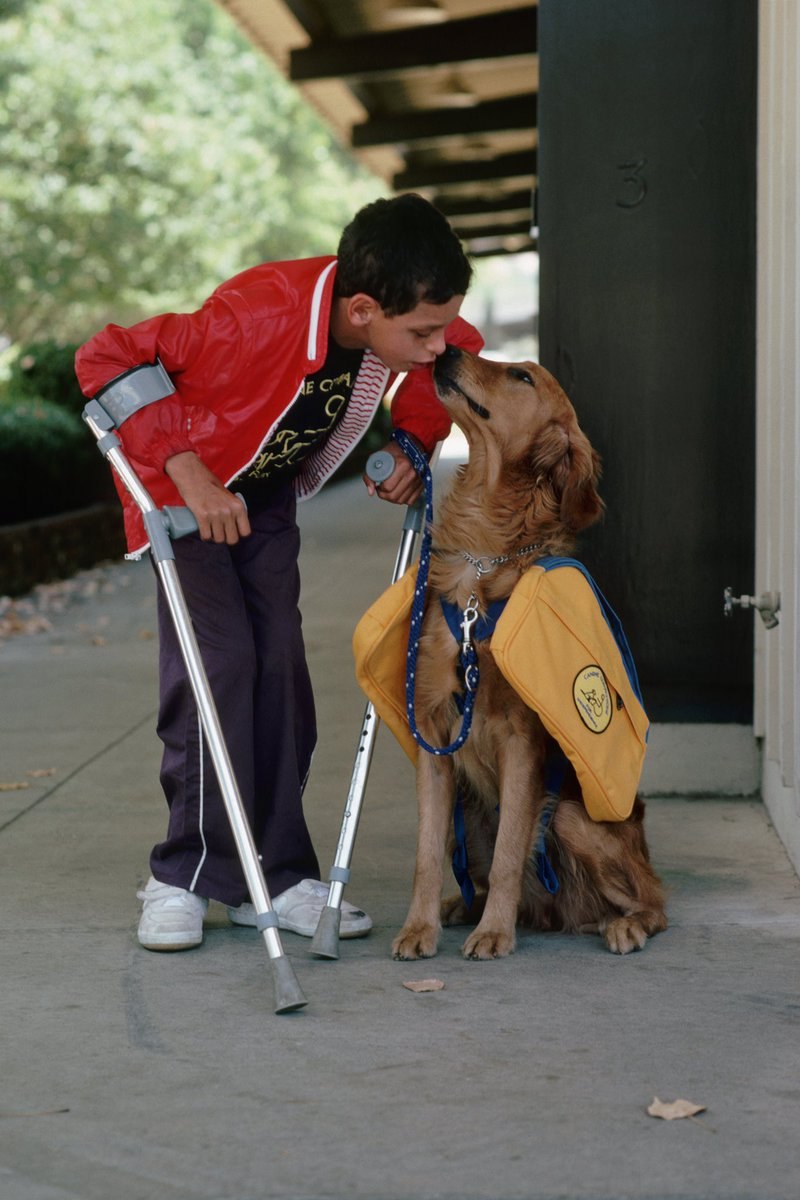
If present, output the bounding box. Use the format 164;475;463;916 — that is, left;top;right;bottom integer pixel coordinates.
616;158;647;208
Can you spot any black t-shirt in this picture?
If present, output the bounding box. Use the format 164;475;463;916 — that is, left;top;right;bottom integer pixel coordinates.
233;333;364;507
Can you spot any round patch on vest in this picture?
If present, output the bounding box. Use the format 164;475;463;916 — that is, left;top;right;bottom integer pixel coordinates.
573;665;613;733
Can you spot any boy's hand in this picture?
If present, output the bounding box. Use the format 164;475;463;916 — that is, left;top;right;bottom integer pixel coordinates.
363;440;423;506
165;451;251;544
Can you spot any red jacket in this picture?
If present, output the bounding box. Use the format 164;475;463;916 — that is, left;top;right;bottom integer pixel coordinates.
75;255;483;552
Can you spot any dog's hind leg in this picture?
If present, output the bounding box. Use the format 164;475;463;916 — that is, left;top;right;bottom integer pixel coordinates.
554;799;667;954
392;754;455;960
598;856;668;954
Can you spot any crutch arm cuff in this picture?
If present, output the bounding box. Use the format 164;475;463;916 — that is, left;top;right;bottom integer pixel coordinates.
94;359;176;428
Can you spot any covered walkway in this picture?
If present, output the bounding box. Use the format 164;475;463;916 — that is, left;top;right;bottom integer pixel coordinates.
1;462;798;1200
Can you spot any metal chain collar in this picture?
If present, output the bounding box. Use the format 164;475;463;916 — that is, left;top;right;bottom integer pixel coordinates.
461;541;543;579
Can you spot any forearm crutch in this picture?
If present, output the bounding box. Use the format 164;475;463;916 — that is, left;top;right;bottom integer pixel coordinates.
310;445;430;959
82;398;307;1014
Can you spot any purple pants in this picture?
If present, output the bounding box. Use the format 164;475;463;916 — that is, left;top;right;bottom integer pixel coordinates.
150;482;320;905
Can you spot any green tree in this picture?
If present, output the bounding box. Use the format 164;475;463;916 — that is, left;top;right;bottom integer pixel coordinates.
0;0;382;345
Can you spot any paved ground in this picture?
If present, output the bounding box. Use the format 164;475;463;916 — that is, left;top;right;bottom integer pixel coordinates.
1;467;799;1200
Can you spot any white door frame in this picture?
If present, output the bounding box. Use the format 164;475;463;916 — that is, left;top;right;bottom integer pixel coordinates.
755;0;800;875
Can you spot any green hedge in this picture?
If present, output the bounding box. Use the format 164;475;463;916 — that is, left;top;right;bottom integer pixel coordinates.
0;340;115;526
0;399;114;524
8;339;86;412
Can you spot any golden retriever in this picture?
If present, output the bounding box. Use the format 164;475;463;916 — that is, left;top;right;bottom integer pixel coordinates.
391;347;667;961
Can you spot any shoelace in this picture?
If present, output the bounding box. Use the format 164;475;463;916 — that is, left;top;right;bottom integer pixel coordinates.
138;885;205;908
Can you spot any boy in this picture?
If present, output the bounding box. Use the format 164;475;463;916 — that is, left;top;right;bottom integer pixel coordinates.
75;193;482;951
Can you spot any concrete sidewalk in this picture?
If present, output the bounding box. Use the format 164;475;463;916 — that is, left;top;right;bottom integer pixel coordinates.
1;469;799;1200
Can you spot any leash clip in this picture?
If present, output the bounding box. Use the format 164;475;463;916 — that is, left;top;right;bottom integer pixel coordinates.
461;596;479;654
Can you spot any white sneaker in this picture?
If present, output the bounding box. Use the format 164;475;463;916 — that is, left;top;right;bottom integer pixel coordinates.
227;879;372;939
137;876;208;951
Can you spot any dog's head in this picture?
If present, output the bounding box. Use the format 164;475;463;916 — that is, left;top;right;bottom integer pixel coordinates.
433;346;603;534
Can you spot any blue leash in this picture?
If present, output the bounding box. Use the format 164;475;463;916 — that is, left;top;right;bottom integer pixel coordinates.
394;430;480;756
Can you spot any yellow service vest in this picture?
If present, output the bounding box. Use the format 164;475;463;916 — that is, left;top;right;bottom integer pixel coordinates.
352;561;649;822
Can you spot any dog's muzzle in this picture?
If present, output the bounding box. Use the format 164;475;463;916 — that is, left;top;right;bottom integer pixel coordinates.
434;347;490;420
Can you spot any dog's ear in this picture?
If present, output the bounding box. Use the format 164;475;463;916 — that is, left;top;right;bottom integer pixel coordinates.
532;421;604;532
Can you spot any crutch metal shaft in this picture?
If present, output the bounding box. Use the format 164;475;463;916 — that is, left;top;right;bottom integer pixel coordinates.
83;400;307;1013
310;448;428;959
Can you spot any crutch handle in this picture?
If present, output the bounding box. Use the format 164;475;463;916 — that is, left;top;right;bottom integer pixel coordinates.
365;450;397;484
160;493;248;541
161;506;199;539
367;439;442;487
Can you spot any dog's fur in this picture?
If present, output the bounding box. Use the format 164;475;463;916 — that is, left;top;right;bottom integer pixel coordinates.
391;347;667;962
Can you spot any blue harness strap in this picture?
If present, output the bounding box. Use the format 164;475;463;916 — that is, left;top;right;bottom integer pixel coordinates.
537;751;565;895
452;792;475;909
440;596;508;644
451;754;562;908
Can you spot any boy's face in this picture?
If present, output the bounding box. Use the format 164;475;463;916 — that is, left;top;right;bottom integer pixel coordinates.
352;294;464;374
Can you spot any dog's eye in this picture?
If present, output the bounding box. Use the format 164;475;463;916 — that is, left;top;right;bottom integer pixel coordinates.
509;368;535;387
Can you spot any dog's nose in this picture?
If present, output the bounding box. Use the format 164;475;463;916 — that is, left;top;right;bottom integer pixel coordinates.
435;345;461;376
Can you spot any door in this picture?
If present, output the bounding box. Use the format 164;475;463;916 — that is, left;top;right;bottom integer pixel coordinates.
537;0;757;723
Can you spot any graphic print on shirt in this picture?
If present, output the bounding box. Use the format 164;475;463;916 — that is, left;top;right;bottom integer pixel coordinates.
251;376;350;477
235;335;364;504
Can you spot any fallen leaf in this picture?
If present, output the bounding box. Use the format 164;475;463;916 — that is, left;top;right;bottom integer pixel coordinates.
402;978;445;993
0;781;30;792
647;1097;707;1121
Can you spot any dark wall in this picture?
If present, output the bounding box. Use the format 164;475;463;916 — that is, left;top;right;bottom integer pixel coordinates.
538;0;757;722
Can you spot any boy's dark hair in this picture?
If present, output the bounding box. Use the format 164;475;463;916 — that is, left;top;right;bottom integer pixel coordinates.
335;193;472;315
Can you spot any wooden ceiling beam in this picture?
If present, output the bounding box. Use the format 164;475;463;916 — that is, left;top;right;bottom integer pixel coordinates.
432;188;533;218
394;150;535;189
289;7;536;83
352;94;536;149
455;217;534;240
469;241;536;258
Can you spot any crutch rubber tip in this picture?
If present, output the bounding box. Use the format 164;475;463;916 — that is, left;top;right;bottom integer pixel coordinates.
309;905;342;959
271;955;308;1013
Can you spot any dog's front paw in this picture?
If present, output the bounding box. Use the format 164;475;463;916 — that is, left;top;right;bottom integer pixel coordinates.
462;926;516;960
603;915;648;954
392;924;440;960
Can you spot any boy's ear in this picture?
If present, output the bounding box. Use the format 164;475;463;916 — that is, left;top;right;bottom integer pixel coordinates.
346;293;381;328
